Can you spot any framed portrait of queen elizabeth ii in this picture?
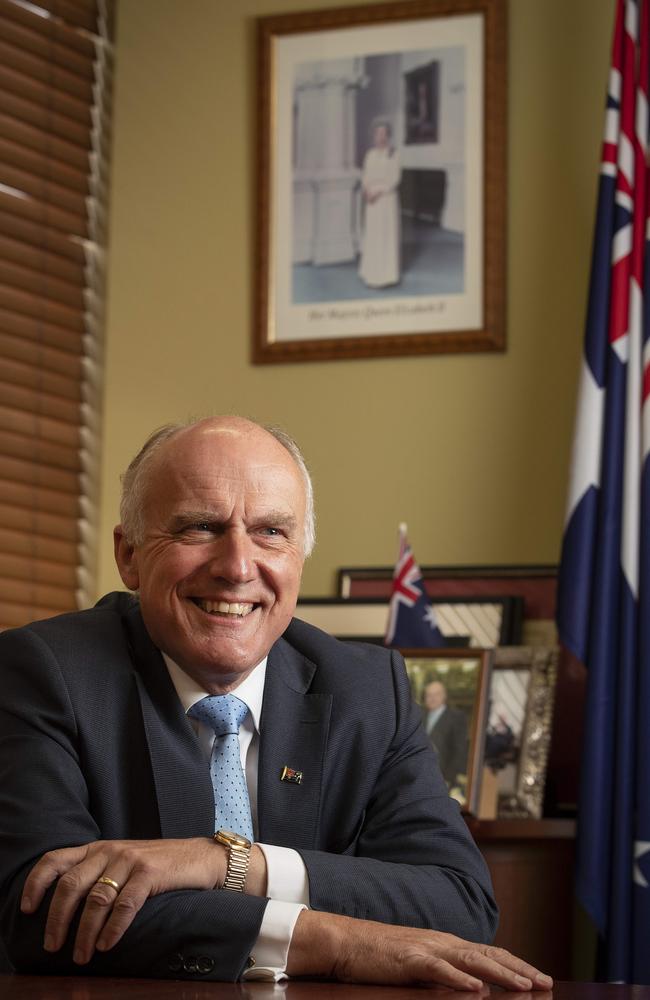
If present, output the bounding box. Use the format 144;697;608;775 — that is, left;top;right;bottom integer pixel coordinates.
253;0;506;364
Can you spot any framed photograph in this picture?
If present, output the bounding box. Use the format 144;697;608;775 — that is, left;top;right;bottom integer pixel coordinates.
295;595;522;646
254;0;507;363
401;648;492;814
478;646;559;820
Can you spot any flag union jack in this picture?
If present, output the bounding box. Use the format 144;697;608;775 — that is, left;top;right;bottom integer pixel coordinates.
392;549;422;605
557;0;650;982
385;526;446;648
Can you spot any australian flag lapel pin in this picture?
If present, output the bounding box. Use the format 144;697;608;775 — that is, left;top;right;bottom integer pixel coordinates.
280;765;303;785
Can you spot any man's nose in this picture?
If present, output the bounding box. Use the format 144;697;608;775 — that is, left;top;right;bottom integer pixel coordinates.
207;529;255;583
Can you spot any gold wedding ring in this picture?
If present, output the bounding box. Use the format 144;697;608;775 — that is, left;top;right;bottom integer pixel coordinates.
96;876;120;892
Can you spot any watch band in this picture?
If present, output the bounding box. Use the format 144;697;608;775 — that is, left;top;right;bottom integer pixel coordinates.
214;829;251;892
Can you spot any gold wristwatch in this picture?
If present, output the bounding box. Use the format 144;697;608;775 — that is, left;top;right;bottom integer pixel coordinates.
214;829;252;892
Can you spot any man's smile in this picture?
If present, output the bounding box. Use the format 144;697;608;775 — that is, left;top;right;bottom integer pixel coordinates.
191;598;257;618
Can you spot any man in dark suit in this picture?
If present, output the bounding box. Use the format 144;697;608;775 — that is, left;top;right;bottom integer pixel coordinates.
423;681;469;788
0;417;552;991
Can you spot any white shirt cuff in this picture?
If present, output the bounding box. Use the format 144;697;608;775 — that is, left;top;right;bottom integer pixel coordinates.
257;842;310;904
241;843;310;981
243;900;306;981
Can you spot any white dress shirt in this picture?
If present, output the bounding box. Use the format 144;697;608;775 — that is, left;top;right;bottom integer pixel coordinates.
163;654;309;980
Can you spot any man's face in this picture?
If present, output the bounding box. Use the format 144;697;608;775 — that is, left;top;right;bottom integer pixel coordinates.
424;681;446;710
114;420;306;692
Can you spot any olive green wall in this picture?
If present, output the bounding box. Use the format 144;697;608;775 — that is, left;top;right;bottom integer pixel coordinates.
98;0;615;598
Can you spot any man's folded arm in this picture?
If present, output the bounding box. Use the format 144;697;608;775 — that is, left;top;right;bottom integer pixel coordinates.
3;869;268;980
0;627;269;981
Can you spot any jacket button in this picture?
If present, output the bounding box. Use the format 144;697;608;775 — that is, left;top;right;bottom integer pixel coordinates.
168;953;183;973
197;956;214;974
183;956;198;973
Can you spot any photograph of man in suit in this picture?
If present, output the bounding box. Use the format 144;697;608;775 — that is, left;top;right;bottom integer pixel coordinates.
0;416;551;991
423;680;469;790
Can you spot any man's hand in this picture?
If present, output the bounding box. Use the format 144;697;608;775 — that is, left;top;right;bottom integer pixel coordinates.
287;911;553;993
20;838;267;965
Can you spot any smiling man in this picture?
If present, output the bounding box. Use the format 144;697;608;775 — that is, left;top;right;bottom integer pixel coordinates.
0;417;552;991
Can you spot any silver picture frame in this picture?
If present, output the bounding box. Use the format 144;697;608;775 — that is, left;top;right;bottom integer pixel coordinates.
479;645;559;820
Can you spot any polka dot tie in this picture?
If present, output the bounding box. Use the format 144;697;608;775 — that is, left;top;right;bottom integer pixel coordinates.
188;694;254;840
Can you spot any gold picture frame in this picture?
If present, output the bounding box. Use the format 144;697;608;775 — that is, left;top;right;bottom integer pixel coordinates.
254;0;507;363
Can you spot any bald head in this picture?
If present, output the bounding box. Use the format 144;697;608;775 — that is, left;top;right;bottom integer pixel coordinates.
113;415;310;686
424;681;447;711
119;416;315;556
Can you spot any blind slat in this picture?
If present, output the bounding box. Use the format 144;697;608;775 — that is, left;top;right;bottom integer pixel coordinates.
0;577;76;612
0;190;88;241
0;552;76;586
0;501;78;541
0;405;80;449
0;210;87;264
0;259;85;310
0;163;87;220
0;63;91;127
0;40;93;102
0;113;90;174
26;0;100;35
0;306;83;354
0;477;80;516
1;356;82;401
1;600;75;628
0;526;78;564
0;87;90;149
0;7;97;67
0;330;83;376
0;284;86;332
0;234;84;286
0;382;81;426
0;429;81;472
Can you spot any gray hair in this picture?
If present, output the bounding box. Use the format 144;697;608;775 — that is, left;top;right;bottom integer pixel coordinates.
119;418;316;556
371;117;392;139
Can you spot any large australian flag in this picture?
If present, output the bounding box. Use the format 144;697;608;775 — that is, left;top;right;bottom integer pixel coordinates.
557;0;650;982
385;525;447;647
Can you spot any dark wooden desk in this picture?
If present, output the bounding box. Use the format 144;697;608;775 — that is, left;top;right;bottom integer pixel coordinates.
0;978;648;999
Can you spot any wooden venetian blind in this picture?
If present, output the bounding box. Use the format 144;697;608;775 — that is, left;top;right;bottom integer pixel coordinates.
0;0;114;630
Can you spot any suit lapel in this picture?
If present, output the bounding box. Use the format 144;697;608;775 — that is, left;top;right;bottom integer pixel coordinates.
123;602;215;839
257;637;332;849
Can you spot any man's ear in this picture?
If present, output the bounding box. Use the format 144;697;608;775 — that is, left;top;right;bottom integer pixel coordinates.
114;525;140;591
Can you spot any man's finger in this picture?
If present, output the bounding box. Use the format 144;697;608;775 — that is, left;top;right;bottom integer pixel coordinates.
95;876;153;953
475;945;553;991
71;878;123;964
415;953;483;991
21;846;89;914
450;946;548;992
43;856;109;952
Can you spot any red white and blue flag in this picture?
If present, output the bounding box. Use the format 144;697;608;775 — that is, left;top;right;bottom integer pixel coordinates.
385;524;447;647
557;0;650;982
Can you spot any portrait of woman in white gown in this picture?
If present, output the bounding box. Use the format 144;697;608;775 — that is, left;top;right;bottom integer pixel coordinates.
359;120;402;289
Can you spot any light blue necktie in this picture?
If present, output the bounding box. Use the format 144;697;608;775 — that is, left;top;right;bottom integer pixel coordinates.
188;694;254;840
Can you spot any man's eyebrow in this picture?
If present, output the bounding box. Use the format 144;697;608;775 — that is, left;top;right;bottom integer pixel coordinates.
168;511;299;530
251;511;300;534
169;511;223;527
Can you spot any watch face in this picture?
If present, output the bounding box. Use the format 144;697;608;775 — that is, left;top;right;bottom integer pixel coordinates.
217;829;251;848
